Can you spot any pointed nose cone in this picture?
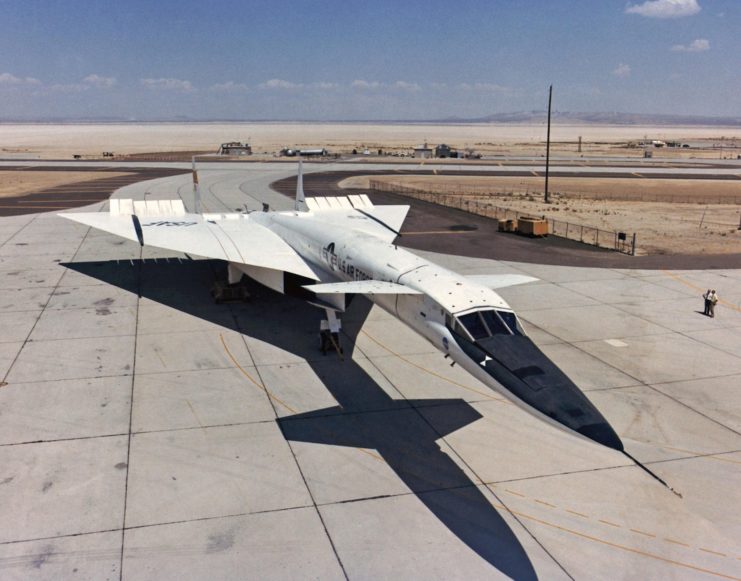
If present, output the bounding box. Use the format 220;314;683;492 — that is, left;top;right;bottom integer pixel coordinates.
453;333;624;451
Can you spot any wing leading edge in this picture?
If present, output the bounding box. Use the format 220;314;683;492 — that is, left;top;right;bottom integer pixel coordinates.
60;204;319;281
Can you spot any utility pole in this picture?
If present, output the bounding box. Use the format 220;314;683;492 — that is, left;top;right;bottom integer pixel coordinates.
545;85;553;204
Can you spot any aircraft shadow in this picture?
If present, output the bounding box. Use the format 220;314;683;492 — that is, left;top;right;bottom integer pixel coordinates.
63;257;537;579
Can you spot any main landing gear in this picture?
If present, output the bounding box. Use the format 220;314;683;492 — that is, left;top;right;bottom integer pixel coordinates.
320;309;343;358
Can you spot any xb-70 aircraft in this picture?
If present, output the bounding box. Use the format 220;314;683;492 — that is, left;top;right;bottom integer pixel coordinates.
62;163;628;457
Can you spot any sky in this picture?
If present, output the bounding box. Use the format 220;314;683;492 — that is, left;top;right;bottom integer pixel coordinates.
0;0;738;121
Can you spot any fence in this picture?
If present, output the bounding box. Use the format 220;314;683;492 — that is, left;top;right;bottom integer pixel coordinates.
368;180;741;205
368;179;637;255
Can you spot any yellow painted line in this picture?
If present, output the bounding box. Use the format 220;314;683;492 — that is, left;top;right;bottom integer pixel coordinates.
530;170;539;177
632;172;643;177
665;538;691;548
360;330;502;401
497;485;736;563
630;528;656;538
662;445;741;465
495;478;734;561
513;510;741;580
220;334;385;463
701;548;729;558
356;447;384;462
661;270;741;314
219;333;297;414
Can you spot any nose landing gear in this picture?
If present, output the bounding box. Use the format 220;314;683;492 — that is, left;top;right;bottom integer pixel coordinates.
320;309;344;359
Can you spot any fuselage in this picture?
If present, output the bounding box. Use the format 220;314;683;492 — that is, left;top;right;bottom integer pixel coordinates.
250;209;624;452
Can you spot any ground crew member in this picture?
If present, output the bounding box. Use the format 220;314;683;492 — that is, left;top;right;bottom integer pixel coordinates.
708;289;719;318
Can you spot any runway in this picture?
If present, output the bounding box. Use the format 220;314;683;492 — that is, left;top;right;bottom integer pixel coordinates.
0;163;739;580
1;156;740;217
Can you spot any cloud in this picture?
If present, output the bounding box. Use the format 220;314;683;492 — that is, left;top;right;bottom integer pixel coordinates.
458;82;512;93
258;78;302;90
0;72;41;85
671;38;710;52
83;74;116;89
392;81;421;92
49;83;88;93
625;0;700;18
209;81;250;92
140;77;194;92
351;79;382;89
311;82;339;90
612;63;631;78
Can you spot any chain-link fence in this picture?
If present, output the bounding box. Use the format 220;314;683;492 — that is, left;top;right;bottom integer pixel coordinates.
369;179;637;255
368;179;741;204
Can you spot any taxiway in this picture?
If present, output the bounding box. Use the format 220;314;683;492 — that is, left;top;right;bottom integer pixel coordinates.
0;161;739;580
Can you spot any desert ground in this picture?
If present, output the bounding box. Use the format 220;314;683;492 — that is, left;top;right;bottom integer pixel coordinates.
343;175;741;255
1;123;739;256
1;122;740;159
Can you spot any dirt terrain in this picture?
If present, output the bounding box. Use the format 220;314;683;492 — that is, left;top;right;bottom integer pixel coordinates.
341;175;741;255
1;123;739;255
1;122;739;159
0;170;131;198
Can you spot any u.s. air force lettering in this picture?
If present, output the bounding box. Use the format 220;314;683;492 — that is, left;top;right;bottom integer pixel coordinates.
321;242;371;281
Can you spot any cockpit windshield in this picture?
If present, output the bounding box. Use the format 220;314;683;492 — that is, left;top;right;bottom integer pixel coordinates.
453;309;524;340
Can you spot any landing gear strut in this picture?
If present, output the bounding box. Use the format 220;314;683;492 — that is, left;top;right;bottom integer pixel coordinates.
320;309;343;358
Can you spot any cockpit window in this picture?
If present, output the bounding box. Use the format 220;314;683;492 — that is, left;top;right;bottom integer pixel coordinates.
497;311;524;336
454;309;524;340
481;310;511;335
458;312;489;340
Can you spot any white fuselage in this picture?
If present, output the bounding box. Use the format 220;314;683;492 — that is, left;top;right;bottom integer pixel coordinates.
243;209;625;453
249;210;526;405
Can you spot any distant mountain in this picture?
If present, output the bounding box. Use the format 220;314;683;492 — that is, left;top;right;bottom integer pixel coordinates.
1;112;740;126
437;111;741;126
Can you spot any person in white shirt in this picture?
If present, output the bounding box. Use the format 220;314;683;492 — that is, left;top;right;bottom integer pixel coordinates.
708;290;719;318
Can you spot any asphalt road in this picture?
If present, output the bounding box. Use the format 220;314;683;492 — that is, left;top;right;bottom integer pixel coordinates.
0;166;189;217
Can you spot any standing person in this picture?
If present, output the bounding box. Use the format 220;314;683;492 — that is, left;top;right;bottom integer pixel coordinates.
703;289;712;316
708;289;719;318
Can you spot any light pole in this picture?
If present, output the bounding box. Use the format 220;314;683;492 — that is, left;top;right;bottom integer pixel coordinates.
545;85;552;204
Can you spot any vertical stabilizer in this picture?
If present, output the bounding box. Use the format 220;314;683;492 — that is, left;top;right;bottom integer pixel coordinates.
192;156;202;214
295;159;308;212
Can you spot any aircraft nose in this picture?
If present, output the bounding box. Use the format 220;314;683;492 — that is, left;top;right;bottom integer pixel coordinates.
452;332;624;452
575;422;623;451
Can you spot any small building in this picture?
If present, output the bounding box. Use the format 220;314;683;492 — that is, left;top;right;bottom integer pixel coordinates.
219;142;252;155
298;148;328;157
435;143;457;158
414;142;433;159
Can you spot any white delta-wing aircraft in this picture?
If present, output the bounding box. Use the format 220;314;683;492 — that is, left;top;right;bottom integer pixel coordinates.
61;161;625;455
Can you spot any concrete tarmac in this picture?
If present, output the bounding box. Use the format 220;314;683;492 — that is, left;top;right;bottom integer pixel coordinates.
0;166;739;580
